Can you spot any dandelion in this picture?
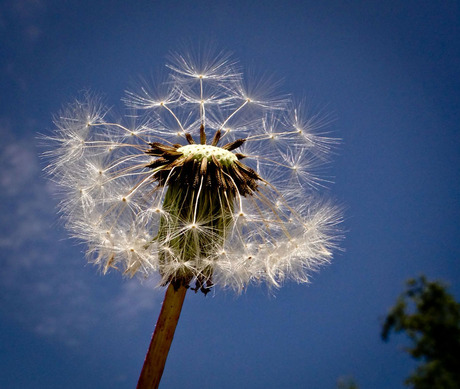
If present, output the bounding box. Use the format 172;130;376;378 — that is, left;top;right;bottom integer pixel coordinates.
44;50;342;388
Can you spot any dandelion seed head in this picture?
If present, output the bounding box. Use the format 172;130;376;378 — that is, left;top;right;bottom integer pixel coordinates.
44;50;342;294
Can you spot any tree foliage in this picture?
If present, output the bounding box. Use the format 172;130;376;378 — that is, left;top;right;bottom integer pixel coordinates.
382;276;460;388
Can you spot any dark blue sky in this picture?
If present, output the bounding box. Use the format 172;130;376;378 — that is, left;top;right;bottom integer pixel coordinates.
1;1;459;388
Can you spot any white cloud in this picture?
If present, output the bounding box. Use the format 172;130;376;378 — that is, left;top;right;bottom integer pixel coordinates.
0;124;162;346
0;142;37;196
111;277;161;319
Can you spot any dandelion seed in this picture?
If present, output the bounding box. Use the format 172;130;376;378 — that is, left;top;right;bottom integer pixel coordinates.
43;50;342;388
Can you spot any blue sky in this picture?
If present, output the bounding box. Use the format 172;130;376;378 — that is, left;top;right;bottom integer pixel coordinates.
1;1;459;388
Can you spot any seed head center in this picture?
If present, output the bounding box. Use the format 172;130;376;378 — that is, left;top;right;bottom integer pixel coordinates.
178;144;237;166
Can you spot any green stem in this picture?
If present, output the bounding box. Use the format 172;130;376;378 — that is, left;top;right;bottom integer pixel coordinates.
137;283;187;389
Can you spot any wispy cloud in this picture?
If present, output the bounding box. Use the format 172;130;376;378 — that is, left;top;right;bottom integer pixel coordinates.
0;122;162;346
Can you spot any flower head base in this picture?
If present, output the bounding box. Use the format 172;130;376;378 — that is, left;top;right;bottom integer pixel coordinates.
145;123;262;292
44;51;342;293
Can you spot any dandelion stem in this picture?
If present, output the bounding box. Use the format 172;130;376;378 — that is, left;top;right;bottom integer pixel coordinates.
137;283;187;389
